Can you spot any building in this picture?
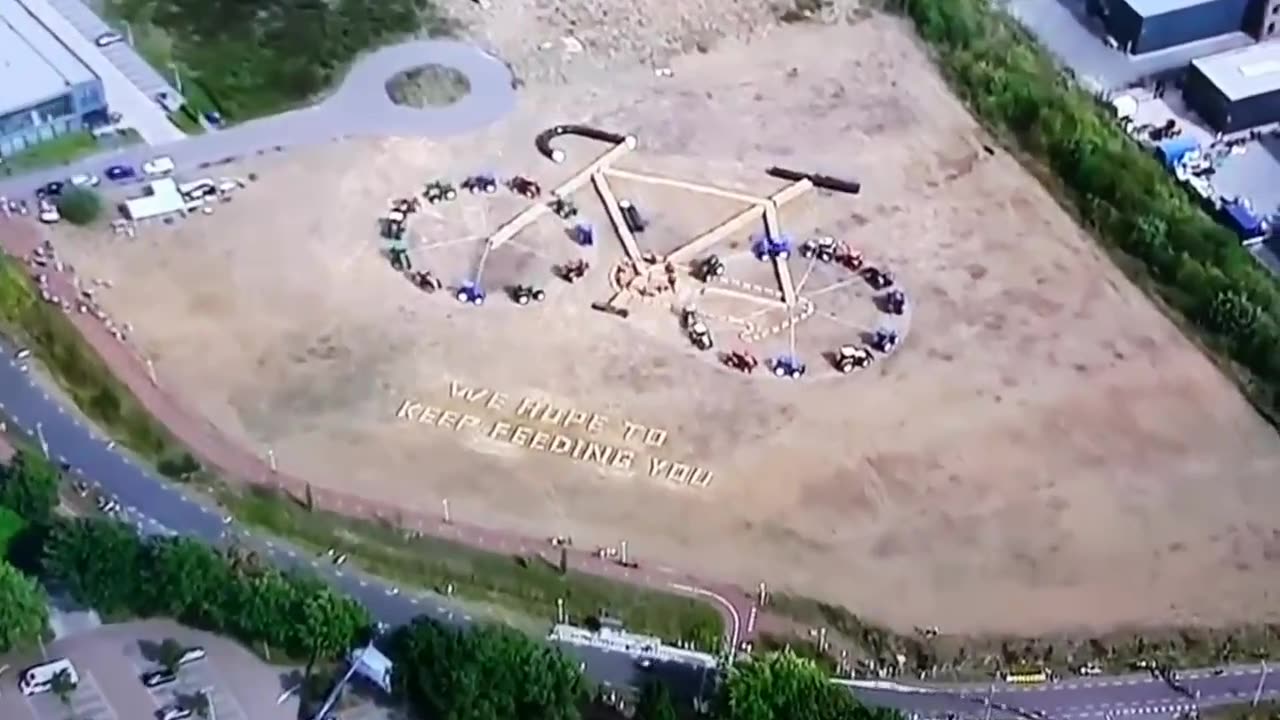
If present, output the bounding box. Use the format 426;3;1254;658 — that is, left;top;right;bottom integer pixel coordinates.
122;179;186;220
1184;40;1280;131
0;0;107;157
1099;0;1256;54
1250;0;1280;41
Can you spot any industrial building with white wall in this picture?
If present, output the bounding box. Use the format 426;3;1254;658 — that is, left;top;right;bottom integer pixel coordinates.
1184;40;1280;131
1093;0;1280;54
0;0;108;158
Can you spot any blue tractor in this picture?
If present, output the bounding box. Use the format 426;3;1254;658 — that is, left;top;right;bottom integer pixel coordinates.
752;234;792;261
572;222;595;247
769;355;806;379
456;282;486;306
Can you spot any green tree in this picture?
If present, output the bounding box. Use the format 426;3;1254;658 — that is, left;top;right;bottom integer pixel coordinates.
41;517;143;616
635;680;679;720
51;667;76;706
0;558;48;651
56;187;102;226
292;582;369;674
0;450;61;522
156;637;187;674
140;536;231;621
392;618;586;720
717;649;878;720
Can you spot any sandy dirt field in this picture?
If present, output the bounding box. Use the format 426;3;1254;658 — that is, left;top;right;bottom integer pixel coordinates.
51;17;1280;634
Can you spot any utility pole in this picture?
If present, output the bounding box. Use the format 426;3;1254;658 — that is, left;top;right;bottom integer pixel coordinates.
442;498;451;524
556;597;566;624
145;357;157;385
1252;660;1269;707
619;540;628;566
35;422;48;458
267;448;277;472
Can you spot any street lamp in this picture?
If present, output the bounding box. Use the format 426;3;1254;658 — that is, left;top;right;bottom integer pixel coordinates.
1252;660;1269;707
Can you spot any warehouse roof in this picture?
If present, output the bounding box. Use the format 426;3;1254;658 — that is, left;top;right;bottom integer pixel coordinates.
1193;41;1280;102
1123;0;1216;18
0;0;96;115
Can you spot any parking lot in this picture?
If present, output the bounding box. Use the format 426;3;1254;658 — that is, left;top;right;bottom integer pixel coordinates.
0;620;298;720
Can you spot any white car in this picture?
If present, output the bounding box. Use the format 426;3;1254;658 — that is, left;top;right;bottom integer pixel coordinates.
158;705;193;720
37;201;60;224
69;173;100;188
95;31;124;47
142;156;175;176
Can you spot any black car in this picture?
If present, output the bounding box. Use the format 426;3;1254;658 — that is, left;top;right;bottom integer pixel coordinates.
35;181;65;199
141;669;178;688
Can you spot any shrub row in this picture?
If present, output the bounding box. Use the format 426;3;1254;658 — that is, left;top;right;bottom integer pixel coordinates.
889;0;1280;419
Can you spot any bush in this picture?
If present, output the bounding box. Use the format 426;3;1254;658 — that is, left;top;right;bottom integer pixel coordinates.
39;516;370;660
56;188;102;226
886;0;1280;422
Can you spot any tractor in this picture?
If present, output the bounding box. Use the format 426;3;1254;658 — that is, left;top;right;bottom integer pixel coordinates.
456;282;486;305
619;200;647;233
871;328;900;353
752;235;791;261
572;222;595;247
510;284;547;305
388;247;412;271
836;246;864;272
508;176;542;198
770;356;807;379
862;266;895;290
722;350;759;374
410;271;442;293
800;236;840;263
391;197;421;214
834;344;874;373
462;174;499;194
694;254;726;281
557;259;590;283
381;218;406;241
424;181;457;203
681;308;713;351
551;197;578;220
882;289;906;315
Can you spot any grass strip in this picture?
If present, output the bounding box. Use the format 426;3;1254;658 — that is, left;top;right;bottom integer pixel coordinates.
220;484;724;650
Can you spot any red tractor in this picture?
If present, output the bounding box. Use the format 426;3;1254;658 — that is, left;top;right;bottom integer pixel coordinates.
556;259;590;283
836;246;864;272
722;350;759;374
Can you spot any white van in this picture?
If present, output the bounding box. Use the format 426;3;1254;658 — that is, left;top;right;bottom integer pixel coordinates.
20;658;79;695
143;156;176;177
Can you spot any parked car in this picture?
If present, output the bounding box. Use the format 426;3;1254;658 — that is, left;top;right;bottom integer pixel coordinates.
95;31;124;47
69;173;100;188
35;180;64;199
37;201;60;224
178;646;206;665
142;156;175;176
140;669;177;688
105;164;136;181
157;705;193;720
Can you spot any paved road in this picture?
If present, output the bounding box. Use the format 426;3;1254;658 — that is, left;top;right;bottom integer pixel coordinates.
12;0;184;145
0;39;517;198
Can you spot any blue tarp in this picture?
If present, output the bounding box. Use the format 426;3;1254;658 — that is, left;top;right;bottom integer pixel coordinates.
1156;136;1199;169
1220;200;1265;240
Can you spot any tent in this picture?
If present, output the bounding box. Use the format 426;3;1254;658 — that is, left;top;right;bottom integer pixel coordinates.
1156;136;1199;169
